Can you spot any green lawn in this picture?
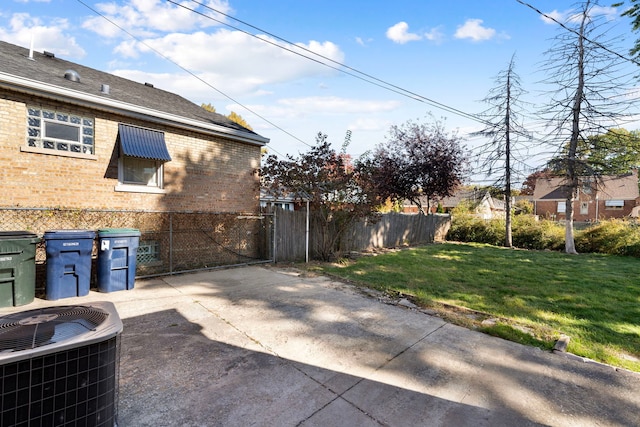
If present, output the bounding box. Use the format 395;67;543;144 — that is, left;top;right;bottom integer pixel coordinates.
314;242;640;372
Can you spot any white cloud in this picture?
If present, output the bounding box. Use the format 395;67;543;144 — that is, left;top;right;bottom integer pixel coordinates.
0;13;85;58
82;0;232;38
541;10;565;25
386;22;422;44
276;96;401;115
424;27;444;43
349;117;392;132
454;19;496;42
355;36;374;46
112;30;345;96
542;6;619;25
224;97;400;123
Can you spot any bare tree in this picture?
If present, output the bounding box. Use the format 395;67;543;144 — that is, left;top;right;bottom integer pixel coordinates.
539;0;637;254
473;54;529;248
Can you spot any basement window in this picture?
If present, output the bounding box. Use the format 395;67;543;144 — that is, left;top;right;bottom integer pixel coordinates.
137;240;161;265
26;107;94;155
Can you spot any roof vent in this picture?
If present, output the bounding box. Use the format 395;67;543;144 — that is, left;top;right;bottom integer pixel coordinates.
144;82;154;88
43;51;55;58
101;84;110;95
64;69;81;83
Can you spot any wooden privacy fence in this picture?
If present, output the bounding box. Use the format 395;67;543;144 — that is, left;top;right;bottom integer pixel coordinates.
271;210;451;262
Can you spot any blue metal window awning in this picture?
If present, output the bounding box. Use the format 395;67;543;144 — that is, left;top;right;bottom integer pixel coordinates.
118;124;172;161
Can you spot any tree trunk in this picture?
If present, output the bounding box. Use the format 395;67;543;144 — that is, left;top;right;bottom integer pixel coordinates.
504;63;513;248
564;2;588;255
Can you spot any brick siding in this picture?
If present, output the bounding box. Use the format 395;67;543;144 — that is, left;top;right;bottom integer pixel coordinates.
0;91;261;213
535;199;635;221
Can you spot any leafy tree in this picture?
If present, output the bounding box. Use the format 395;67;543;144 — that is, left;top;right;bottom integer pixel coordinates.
201;103;253;131
615;0;640;61
520;169;556;195
361;117;468;214
540;0;635;254
473;54;529;247
227;111;253;131
547;128;640;175
201;103;216;113
260;133;381;260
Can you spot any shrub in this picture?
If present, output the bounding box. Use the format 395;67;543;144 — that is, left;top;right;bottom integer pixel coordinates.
447;213;504;246
575;220;640;256
448;214;640;257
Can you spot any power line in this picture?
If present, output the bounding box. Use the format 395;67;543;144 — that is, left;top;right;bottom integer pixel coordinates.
515;0;640;67
75;0;309;154
169;0;495;127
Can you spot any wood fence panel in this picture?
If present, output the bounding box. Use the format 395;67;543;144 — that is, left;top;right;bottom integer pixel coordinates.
273;210;451;262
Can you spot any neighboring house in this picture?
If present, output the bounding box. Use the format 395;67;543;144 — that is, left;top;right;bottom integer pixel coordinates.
260;190;296;211
533;171;640;221
402;189;506;219
0;40;269;213
474;192;506;220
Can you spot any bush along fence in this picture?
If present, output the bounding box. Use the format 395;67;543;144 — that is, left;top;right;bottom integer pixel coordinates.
269;209;451;262
0;207;451;294
0;208;271;294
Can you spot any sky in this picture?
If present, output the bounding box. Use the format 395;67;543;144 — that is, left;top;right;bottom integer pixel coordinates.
1;0;638;187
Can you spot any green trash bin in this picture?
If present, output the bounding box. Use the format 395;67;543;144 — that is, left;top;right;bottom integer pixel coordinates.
0;231;40;307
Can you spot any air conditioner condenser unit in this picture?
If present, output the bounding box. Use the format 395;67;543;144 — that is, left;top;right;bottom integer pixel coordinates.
0;301;123;426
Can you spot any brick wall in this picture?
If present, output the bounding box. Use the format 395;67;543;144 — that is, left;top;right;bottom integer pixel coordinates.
535;199;635;220
0;91;261;213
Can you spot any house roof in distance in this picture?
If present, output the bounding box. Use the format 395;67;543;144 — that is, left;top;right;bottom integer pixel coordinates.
0;40;268;146
533;171;639;201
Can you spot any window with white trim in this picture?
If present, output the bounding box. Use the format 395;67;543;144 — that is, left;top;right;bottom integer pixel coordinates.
605;200;624;210
580;202;588;215
115;124;171;193
26;107;94;154
557;201;566;213
121;157;162;187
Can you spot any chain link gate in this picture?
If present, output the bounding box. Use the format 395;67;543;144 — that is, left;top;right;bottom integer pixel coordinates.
0;208;273;293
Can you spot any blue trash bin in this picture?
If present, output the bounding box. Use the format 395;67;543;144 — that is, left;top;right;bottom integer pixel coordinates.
97;228;140;293
44;230;95;300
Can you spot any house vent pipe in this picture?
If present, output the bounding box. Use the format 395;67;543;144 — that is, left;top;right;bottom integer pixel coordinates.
64;70;80;82
44;51;55;58
101;84;110;94
28;35;34;61
144;82;154;88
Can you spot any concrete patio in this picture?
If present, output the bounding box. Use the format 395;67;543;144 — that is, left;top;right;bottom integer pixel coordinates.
1;265;638;426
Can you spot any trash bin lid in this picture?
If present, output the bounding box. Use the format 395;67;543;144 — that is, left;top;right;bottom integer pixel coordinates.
44;230;96;240
0;231;38;240
98;228;141;237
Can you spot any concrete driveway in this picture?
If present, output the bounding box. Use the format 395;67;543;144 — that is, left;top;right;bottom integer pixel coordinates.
3;265;639;426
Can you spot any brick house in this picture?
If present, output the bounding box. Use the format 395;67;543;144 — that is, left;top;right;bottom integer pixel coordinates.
0;40;268;213
533;171;640;221
0;40;271;278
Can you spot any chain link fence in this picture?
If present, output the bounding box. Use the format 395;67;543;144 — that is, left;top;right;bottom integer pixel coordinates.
0;208;272;294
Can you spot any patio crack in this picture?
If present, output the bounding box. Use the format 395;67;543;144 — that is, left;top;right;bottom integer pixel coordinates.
294;322;449;426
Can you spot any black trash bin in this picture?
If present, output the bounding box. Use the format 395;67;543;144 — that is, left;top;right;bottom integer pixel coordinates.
0;231;39;307
44;230;95;300
97;228;140;293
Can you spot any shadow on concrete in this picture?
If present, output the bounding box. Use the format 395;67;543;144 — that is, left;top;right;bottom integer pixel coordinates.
117;308;548;427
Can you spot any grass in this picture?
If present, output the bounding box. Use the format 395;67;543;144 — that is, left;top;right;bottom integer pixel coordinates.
312;242;640;372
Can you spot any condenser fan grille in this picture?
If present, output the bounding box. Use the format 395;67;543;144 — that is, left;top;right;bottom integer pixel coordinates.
0;306;109;352
0;302;122;426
